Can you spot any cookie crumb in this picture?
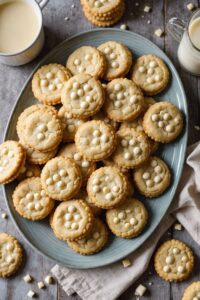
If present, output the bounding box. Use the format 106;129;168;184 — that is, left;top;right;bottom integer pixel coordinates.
71;4;75;8
148;282;153;286
27;290;35;298
45;275;53;284
23;274;32;283
64;17;69;21
135;284;147;296
174;223;183;231
147;20;151;24
1;213;7;219
194;125;200;130
122;258;131;267
144;5;151;12
135;2;139;6
154;28;164;37
38;281;45;289
120;24;128;30
66;287;75;296
187;3;195;11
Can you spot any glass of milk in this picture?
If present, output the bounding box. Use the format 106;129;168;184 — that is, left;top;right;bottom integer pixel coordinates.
167;9;200;75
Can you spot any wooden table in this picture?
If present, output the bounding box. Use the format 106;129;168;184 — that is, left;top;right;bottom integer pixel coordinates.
0;0;200;299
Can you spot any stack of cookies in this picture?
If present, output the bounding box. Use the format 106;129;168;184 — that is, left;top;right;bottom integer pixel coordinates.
0;40;184;256
80;0;125;27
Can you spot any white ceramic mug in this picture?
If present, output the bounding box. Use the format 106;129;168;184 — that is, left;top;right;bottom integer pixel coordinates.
0;0;49;66
167;9;200;76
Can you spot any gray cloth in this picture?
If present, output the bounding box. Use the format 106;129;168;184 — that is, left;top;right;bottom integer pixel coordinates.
52;142;200;300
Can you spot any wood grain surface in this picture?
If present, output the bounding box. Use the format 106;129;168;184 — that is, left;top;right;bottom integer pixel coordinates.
0;0;200;299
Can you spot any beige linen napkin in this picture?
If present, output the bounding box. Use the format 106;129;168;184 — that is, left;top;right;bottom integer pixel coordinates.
52;142;200;300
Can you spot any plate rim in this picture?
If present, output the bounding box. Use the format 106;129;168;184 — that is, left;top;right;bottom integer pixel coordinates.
2;28;188;269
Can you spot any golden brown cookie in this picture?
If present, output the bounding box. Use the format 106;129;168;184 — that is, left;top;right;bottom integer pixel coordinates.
182;282;200;300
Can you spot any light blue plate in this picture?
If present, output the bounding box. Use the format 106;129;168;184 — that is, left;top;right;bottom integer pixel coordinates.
3;29;188;269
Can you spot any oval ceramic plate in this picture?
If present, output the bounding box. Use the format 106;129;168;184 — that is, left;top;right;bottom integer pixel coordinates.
3;29;187;269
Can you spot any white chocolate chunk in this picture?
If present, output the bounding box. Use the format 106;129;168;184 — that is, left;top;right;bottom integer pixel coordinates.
38;281;45;289
45;275;53;284
174;223;183;231
135;284;147;296
120;24;128;30
187;3;195;10
23;274;32;283
27;290;36;298
154;28;164;37
1;213;7;219
144;5;151;12
122;258;131;267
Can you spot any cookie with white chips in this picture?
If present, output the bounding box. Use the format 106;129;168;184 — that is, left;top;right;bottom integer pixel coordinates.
182;282;200;300
61;73;105;119
87;166;129;209
104;78;144;122
106;198;148;238
75;120;116;161
58;143;96;185
154;240;194;282
41;157;82;201
143;102;183;143
67;218;108;255
17;162;41;181
13;177;54;221
51;199;94;241
66;46;106;78
98;41;132;81
131;54;170;95
32;63;71;105
112;128;150;169
133;156;171;198
0;233;23;277
58;107;86;142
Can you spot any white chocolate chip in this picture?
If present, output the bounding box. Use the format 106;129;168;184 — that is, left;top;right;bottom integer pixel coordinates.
86;95;93;103
155;74;161;81
124;152;132;160
68;205;76;213
59;169;67;176
147;77;154;84
74;58;81;66
77;89;84;97
46;177;53;185
53;174;60;182
104;47;111;54
151;113;159;121
133;147;141;156
166;124;175;133
154;165;162;173
70;91;78;100
181;255;188;262
93;129;101;137
125;223;130;229
135;284;147;296
146;179;153;187
71;222;78;230
45;275;53;284
93;185;100;193
163;265;171;273
105;193;114;201
1;213;7;219
147;68;154;75
85;54;92;61
27;203;35;211
46;72;53;79
154;28;164;37
83;84;91;92
38;281;45;289
130;95;138;104
27;290;36;298
112;186;120;193
80;101;89;109
41;79;48;87
65;213;72;221
187;3;195;11
111;61;119;68
177;265;186;273
114;83;122;91
122;258;131;267
74;214;81;221
149;61;157;68
129;139;136;146
158;121;164;128
120;24;128;30
23;274;32;283
138;66;145;73
37;133;45;140
114;101;122;108
82;161;89;168
174;223;183;231
172;247;180;254
65;221;71;229
130;217;138;225
118;212;126;219
154;175;161;183
113;217;119;224
142;172;150;180
165;255;174;264
92;137;100;145
101;135;109;143
144;5;151;12
49;83;56;91
74;153;82;161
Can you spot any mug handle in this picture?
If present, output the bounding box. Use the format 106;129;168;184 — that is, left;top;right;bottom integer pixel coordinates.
167;17;187;42
38;0;49;9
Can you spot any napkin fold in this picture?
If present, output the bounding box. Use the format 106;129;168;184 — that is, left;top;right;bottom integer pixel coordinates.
52;142;200;300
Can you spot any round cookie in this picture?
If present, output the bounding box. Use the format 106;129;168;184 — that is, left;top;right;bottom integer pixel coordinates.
41;157;82;201
51;199;94;241
112;128;150;169
143;97;156;112
182;282;200;300
131;55;170;95
93;109;119;131
104;78;144;122
98;41;132;81
17;162;41;181
58;143;96;185
75;120;116;161
143;102;183;143
58;107;86;142
154;239;194;282
25;146;57;165
61;74;105;119
133;156;171;198
87;166;129;209
32;63;71;105
0;141;26;184
106;198;148;238
13;177;54;221
19;105;63;152
0;233;23;277
75;189;102;216
66;46;106;78
67;218;108;255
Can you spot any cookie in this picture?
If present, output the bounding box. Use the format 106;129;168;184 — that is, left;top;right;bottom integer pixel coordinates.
67;218;108;255
106;198;148;238
66;46;106;78
81;0;123;16
51;199;93;241
75;189;102;216
0;141;26;184
93;109;119;131
75;120;116;161
18;105;63;152
41;157;82;201
32;63;71;105
87;166;129;209
58;143;96;185
143;102;183;143
182;282;200;300
112;128;150;169
133;156;171;198
58;107;86;142
154;240;194;282
103;158;129;174
17;162;41;181
61;73;105;119
119;118;159;154
25;146;57;165
13;177;54;221
131;55;170;95
0;233;23;277
98;41;132;81
104;78;144;122
143;97;156;112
